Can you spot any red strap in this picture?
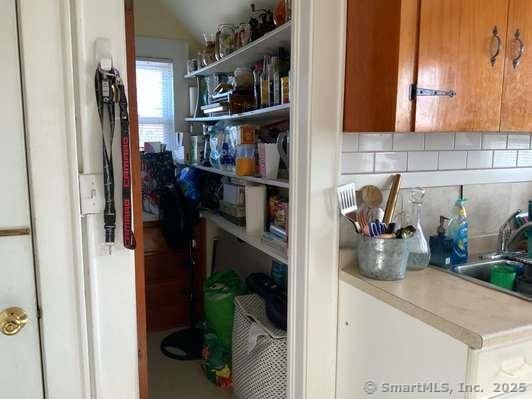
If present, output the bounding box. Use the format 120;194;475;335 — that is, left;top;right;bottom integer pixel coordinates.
118;78;136;250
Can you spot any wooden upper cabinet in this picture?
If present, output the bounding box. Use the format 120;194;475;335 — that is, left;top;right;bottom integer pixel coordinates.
343;0;420;132
415;0;509;132
500;0;532;131
342;0;532;133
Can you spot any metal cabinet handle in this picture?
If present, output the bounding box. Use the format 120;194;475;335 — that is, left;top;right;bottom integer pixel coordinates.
490;26;502;66
512;29;525;69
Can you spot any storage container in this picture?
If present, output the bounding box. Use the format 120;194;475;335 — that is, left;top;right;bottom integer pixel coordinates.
233;294;287;399
357;237;409;281
245;184;266;234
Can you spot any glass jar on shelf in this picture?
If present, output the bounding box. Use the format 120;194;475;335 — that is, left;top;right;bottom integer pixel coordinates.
201;32;216;65
406;187;431;271
236;23;252;49
216;24;236;60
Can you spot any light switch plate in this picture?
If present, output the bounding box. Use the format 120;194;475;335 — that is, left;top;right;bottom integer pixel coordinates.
79;173;105;215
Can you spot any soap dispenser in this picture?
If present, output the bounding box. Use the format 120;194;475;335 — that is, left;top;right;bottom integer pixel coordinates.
429;216;453;269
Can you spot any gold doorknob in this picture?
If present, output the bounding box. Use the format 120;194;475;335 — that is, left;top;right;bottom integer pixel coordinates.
0;307;28;336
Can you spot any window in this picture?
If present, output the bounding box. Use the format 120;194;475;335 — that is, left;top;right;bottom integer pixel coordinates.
135;59;175;149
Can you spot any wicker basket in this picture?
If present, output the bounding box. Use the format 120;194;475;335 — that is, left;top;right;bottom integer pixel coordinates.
232;294;287;399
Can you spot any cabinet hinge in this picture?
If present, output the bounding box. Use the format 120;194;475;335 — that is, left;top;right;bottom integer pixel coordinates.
409;84;456;101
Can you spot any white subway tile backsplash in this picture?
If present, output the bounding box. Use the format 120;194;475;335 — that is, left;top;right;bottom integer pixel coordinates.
508;134;531;149
455;133;482;150
408;151;438;171
424;133;455;150
340;132;532;178
493;150;517;168
467;151;493;169
341;152;374;173
518;150;532;167
342;134;358;152
393;133;424;151
358;134;393;151
438;151;467;170
482;133;508;149
375;152;407;172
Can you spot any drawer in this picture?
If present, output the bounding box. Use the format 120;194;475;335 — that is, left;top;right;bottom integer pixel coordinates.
469;340;532;399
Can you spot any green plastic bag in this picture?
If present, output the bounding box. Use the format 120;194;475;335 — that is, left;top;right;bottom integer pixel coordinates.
203;270;246;350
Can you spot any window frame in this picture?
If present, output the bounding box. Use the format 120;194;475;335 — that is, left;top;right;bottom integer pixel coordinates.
135;56;175;149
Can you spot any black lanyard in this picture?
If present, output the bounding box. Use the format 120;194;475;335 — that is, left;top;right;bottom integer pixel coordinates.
95;65;136;251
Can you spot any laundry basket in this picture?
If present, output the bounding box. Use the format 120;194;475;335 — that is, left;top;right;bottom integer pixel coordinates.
232;294;287;399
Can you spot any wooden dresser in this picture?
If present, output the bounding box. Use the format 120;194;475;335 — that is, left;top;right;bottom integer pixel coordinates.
143;220;206;331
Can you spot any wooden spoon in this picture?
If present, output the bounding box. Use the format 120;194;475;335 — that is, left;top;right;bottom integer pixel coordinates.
361;185;383;209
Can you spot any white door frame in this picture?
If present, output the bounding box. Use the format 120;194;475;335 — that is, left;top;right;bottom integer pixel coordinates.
16;0;91;398
289;0;346;398
16;0;347;397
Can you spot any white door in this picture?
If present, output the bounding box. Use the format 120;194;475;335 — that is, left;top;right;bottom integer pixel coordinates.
0;0;45;397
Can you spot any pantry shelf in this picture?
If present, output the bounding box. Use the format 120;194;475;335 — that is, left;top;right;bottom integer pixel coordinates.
185;22;291;79
201;211;288;264
185;103;290;123
191;164;289;188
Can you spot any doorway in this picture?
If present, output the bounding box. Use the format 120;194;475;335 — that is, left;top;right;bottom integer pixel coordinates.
125;1;293;398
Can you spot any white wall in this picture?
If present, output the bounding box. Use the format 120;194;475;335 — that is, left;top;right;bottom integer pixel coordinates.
160;0;276;43
69;0;139;397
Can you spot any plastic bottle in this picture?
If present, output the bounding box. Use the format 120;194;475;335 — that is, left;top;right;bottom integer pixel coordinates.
447;198;469;266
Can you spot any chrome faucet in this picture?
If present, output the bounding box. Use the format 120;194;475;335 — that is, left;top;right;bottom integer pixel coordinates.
497;210;522;253
506;221;532;252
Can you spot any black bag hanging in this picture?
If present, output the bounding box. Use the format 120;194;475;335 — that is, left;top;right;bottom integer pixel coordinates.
159;184;194;250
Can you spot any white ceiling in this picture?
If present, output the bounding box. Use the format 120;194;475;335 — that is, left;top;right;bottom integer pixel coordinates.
159;0;277;43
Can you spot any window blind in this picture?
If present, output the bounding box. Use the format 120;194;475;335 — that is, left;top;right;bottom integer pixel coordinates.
135;59;175;149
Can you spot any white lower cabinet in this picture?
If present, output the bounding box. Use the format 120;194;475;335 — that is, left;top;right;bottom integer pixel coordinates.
468;341;532;399
336;281;532;399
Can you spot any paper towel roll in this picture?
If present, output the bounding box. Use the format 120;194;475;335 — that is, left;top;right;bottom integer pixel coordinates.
245;184;266;234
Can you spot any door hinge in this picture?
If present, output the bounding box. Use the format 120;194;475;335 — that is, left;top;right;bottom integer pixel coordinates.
37;306;42;319
409;84;456;101
79;173;105;216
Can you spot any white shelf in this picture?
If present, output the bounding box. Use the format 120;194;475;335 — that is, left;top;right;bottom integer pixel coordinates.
185;103;290;123
185;22;291;78
202;211;288;264
191;164;289;188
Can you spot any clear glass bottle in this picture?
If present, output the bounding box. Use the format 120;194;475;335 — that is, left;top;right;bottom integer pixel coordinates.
260;55;270;108
406;188;431;270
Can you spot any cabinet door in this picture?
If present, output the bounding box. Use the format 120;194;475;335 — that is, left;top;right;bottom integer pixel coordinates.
343;0;420;133
500;0;532;131
415;0;509;132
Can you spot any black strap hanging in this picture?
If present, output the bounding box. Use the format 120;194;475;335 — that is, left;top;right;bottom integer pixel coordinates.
95;64;136;251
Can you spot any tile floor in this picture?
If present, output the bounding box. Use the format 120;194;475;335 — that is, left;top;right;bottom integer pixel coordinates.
148;330;234;399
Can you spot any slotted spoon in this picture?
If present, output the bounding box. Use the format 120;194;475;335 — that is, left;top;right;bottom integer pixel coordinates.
337;183;361;233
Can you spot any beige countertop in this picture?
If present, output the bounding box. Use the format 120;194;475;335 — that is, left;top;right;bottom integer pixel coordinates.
339;248;532;350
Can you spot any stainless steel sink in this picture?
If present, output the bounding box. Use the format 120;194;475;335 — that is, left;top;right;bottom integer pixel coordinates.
434;257;532;302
